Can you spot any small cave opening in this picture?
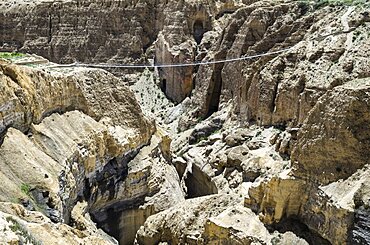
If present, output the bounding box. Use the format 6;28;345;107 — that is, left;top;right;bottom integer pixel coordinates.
268;216;331;245
193;20;206;45
185;164;218;199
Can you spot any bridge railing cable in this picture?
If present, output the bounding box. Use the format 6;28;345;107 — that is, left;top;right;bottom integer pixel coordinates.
44;47;295;69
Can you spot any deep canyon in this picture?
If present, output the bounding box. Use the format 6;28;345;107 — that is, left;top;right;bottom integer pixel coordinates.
0;0;370;244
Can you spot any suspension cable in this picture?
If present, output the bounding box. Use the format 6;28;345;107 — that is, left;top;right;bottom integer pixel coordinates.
44;46;295;69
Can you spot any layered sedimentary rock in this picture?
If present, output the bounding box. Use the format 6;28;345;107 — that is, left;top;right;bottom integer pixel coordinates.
0;0;161;64
245;79;370;244
0;0;246;103
0;60;153;143
0;61;178;244
135;194;308;244
291;79;370;184
90;130;184;245
1;1;370;245
180;1;370;128
154;0;246;102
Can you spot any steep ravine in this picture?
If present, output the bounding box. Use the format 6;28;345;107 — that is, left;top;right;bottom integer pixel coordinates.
1;1;370;245
0;59;190;244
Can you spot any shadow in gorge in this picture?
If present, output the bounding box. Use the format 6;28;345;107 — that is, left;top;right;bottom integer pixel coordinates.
193;20;206;45
84;151;154;245
268;216;331;245
92;199;154;245
205;62;223;118
185;163;218;199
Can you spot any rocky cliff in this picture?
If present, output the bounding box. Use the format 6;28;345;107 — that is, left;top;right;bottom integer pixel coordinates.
0;60;182;244
1;0;370;245
0;0;246;102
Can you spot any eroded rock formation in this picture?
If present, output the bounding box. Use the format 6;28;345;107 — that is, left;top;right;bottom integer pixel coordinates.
1;0;370;245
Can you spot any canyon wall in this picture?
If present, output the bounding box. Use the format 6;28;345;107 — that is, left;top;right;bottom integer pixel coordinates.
1;0;370;245
0;60;183;244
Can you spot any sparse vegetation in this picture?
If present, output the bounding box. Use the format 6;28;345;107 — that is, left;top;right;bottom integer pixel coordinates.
211;129;221;135
20;183;31;196
297;0;369;8
0;52;24;59
6;216;42;245
196;117;203;123
196;136;207;144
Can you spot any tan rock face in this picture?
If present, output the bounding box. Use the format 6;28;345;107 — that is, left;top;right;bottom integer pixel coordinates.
136;194;308;245
0;61;154;144
0;0;245;103
0;62;159;243
90;131;184;245
155;33;196;103
292;79;370;185
0;0;161;64
135;194;242;244
244;80;370;245
154;0;246;103
0;60;85;137
0;112;121;244
0;203;117;245
180;2;370;129
0;108;180;244
1;1;370;245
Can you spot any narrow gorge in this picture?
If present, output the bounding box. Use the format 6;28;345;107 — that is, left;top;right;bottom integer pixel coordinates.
0;0;370;244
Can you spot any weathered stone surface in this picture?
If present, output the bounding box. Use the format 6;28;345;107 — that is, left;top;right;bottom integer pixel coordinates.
246;176;307;225
180;2;370;129
0;60;160;243
0;0;160;64
0;0;246;103
245;156;370;245
0;107;157;238
136;194;307;245
135;194;242;244
292;78;370;185
0;203;117;245
90;130;184;245
0;61;154;145
203;204;271;244
1;1;370;245
0;128;61;206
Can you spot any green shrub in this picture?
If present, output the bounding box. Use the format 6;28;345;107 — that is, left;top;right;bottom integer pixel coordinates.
20;183;31;196
0;52;24;59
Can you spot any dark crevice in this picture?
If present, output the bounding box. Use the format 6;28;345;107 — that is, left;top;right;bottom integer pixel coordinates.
160;78;167;94
193;20;205;45
87;151;138;205
91;196;153;245
142;32;158;55
56;147;142;227
268;216;332;245
0;126;9;146
349;206;370;244
205;62;223;118
83;147;149;245
48;14;52;43
185;164;218;199
270;79;280;114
